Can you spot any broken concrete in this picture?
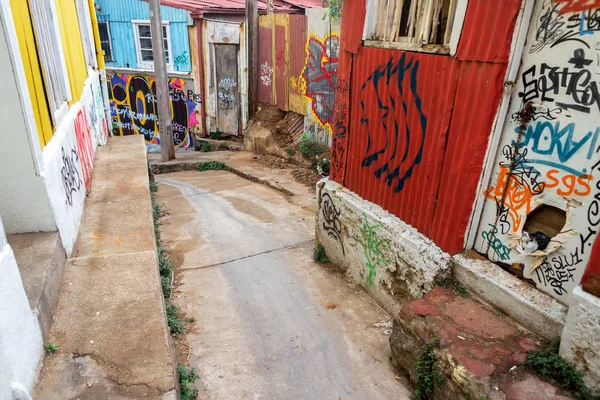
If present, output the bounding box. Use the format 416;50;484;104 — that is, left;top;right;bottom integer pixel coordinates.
35;136;178;399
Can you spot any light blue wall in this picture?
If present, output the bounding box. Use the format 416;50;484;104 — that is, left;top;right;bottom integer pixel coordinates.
95;0;191;72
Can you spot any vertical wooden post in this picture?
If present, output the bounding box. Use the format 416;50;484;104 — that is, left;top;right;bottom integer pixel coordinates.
149;0;175;161
246;0;258;118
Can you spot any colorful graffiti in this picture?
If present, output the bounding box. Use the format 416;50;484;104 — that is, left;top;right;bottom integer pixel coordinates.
476;0;600;301
359;53;427;193
108;73;201;152
301;34;340;130
74;109;95;187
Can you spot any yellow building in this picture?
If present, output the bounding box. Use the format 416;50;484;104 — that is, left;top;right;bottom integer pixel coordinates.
0;1;110;397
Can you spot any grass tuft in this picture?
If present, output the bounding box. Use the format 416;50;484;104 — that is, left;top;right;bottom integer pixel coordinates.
412;338;443;400
178;363;199;400
313;243;330;264
197;161;225;171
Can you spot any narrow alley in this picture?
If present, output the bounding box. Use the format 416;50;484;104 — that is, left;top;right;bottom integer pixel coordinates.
155;169;410;398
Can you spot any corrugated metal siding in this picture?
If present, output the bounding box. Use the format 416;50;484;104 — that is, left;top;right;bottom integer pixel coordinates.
344;47;460;237
430;61;507;254
288;15;307;115
95;0;191;71
456;0;521;63
339;0;366;55
275;24;287;110
257;26;273;104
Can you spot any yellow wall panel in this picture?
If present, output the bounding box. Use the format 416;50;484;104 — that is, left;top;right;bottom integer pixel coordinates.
55;0;87;103
9;0;53;147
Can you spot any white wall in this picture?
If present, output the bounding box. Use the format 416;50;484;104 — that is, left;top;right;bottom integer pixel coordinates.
0;215;43;400
0;13;56;234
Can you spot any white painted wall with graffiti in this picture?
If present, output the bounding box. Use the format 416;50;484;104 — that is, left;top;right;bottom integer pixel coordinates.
302;9;341;147
474;0;600;304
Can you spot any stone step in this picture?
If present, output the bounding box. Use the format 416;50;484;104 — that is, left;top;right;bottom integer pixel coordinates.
8;231;65;339
390;286;574;400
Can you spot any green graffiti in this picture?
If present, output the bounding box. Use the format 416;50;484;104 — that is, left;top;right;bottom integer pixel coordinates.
355;213;389;287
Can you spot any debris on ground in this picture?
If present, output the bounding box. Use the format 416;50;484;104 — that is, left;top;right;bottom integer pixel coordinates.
291;168;323;192
254;155;292;169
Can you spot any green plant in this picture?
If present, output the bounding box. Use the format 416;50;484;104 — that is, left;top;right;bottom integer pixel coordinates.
313;243;330;263
167;304;186;336
412;338;443;400
218;143;229;151
209;131;222;140
200;142;211;152
316;156;330;175
323;0;343;20
286;147;296;157
197;161;225;171
524;338;598;400
454;283;468;298
44;343;59;353
299;140;324;159
178;363;199;400
435;278;468;298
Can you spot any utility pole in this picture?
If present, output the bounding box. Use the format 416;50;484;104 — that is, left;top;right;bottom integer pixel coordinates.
246;0;258;118
149;0;175;161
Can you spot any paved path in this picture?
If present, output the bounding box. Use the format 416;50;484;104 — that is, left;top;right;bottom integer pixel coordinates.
156;170;410;399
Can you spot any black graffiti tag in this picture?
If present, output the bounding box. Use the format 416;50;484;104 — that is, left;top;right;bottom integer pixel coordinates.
359;53;427;193
321;192;345;255
61;146;83;206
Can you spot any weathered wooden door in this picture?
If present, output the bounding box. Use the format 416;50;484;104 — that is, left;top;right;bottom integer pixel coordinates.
474;0;600;304
214;44;239;135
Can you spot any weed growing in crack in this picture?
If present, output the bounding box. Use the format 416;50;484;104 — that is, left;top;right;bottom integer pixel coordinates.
314;243;330;263
524;338;599;400
197;161;225;171
436;277;468;298
167;304;186;335
412;337;442;400
199;142;211;152
44;343;59;353
178;363;199;400
286;147;296;157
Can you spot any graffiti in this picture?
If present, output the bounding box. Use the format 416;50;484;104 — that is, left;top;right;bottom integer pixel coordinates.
545;169;592;195
90;232;154;257
535;251;582;295
511;106;564;122
578;157;600;256
355;213;389;287
331;140;346;176
321;192;345;255
261;62;273;87
520;49;600;114
555;0;600;14
359;53;427;193
517;121;600;173
218;78;237;115
174;51;189;69
531;1;600;53
61;146;83;206
302;35;340;129
109;73;197;151
74;109;94;187
336;79;349;95
482;224;512;261
333;102;348;123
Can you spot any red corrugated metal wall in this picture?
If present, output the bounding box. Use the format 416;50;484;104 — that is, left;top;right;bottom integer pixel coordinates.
330;0;521;254
258;26;273;104
289;15;307;100
275;24;288;110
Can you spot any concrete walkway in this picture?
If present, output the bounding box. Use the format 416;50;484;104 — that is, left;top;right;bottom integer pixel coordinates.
35;136;177;399
156;170;411;399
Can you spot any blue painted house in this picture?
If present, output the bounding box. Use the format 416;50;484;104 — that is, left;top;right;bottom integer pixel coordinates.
94;0;201;151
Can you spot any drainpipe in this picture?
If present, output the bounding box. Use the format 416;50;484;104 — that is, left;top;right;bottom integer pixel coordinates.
195;13;208;138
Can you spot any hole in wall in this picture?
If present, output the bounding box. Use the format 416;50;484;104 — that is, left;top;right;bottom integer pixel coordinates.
523;204;567;240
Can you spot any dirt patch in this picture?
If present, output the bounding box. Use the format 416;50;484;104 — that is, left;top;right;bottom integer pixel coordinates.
255;103;286;128
292;168;323;192
254;103;303;150
253;155;293;169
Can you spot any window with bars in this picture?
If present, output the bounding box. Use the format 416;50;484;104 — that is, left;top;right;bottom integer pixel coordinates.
132;21;172;70
98;22;113;62
364;0;465;54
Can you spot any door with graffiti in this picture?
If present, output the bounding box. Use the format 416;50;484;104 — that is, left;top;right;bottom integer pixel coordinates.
474;0;600;304
214;44;240;135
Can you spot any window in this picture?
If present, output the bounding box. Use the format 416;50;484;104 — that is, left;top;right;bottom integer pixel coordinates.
132;21;172;70
363;0;467;54
75;0;98;68
28;0;71;123
98;22;113;62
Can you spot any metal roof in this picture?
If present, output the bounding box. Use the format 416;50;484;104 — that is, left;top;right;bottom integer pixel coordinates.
146;0;321;12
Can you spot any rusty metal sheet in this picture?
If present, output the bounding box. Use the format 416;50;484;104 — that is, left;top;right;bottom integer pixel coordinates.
288;15;308;115
275;24;288;110
343;47;460;237
430;61;508;254
339;0;367;55
258;26;274;104
456;0;521;63
329;39;352;183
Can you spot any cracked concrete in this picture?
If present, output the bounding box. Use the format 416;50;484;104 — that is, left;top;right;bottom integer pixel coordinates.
157;170;411;399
